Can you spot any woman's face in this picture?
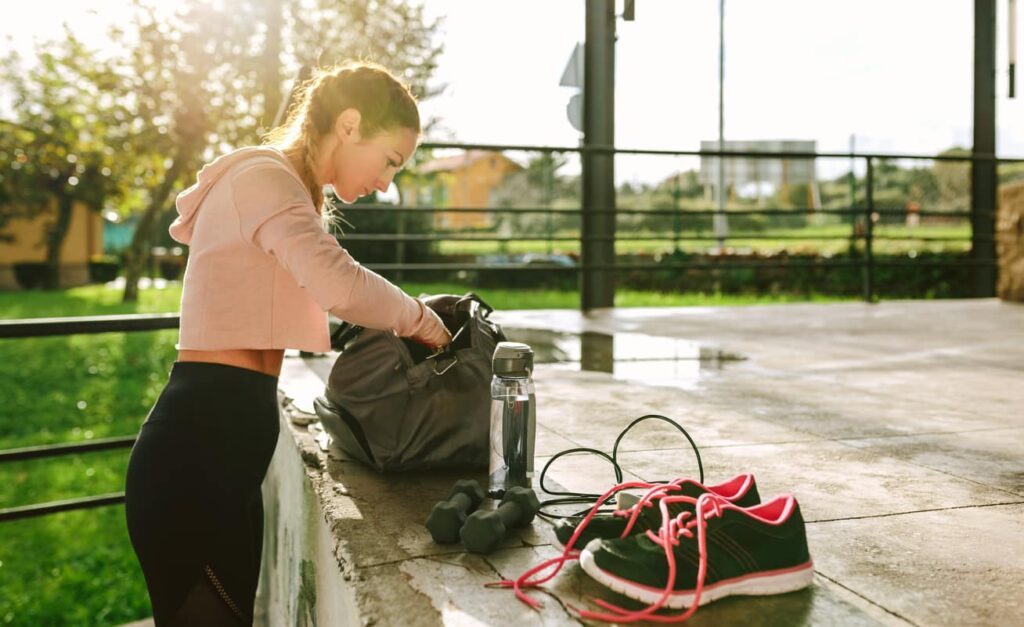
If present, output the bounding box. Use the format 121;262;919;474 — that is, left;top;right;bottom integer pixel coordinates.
321;108;418;204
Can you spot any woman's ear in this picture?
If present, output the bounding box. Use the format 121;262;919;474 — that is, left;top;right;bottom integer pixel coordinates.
335;108;362;143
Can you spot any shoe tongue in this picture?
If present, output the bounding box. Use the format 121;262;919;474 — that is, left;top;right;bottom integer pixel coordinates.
635;493;699;529
616;492;641;510
612;486;704;534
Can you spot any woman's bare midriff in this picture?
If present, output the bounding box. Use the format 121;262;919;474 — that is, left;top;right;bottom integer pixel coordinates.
178;349;285;378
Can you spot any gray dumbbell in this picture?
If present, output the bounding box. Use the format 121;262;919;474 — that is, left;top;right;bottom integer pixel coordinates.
425;479;486;544
460;487;541;554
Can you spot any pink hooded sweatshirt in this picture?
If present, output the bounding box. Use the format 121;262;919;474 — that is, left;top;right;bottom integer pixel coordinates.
168;146;446;352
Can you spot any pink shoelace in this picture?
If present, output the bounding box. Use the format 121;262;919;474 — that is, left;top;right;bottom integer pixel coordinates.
484;479;728;622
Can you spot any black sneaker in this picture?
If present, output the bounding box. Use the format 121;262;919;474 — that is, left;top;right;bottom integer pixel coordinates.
551;474;760;554
577;494;813;620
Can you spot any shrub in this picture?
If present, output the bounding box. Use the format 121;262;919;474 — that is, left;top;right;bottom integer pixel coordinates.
13;262;50;290
88;256;121;283
158;260;182;281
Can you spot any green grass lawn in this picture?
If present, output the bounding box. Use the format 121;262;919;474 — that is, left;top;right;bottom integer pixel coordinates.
0;282;851;625
400;282;850;309
0;287;181;626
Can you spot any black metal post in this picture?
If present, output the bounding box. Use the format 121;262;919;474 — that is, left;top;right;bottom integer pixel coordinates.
972;0;997;296
581;0;617;310
672;173;682;253
395;208;406;284
863;158;876;303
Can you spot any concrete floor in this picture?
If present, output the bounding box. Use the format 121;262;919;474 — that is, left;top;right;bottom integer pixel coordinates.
276;298;1024;626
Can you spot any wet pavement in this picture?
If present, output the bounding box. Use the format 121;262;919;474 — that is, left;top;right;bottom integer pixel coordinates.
507;327;744;392
267;298;1024;626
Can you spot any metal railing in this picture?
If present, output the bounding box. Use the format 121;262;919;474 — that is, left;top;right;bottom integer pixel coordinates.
0;141;1018;521
0;316;178;522
334;141;1016;301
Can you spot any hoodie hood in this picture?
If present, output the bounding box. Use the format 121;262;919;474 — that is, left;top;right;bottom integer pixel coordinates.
169;146;295;244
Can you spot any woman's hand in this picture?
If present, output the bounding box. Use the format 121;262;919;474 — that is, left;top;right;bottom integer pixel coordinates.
407;303;452;349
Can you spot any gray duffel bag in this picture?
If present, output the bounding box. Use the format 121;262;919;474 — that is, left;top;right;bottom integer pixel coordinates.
313;293;506;472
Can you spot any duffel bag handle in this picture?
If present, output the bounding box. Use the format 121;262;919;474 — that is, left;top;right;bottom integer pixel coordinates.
455;292;494;317
422;293;489;373
330;321;365;351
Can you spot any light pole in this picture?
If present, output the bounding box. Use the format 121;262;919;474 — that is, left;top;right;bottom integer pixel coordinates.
714;0;728;248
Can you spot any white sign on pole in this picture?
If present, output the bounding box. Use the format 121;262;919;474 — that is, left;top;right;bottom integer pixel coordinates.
561;42;584;132
560;42;584;88
566;93;583;132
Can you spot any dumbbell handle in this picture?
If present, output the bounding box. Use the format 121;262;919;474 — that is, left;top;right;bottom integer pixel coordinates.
491;500;525;527
447;492;473;513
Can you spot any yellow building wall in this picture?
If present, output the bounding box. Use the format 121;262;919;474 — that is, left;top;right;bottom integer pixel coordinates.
441;156;521;230
397;154;523;232
438;155;520;230
0;200;103;288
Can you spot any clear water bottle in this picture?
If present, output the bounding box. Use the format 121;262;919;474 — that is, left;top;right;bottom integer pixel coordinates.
487;342;537;499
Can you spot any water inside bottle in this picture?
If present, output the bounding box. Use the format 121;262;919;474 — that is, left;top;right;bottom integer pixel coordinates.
488;391;534;498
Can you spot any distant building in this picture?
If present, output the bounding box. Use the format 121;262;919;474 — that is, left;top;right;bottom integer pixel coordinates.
0;200;103;289
399;150;523;230
699;139;822;209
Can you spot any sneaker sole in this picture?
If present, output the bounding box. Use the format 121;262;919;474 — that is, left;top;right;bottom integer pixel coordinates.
579;546;814;609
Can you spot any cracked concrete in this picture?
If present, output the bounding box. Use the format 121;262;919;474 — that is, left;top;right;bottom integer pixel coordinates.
257;298;1024;625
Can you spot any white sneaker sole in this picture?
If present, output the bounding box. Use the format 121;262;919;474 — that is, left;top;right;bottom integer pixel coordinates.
579;545;814;609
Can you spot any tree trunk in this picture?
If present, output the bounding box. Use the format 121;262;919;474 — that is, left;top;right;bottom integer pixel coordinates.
260;0;285;128
122;157;190;302
43;195;74;290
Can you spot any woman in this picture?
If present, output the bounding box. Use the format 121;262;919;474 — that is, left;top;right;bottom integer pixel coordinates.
124;61;451;625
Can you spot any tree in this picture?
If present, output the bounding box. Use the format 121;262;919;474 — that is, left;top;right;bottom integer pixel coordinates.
905;166;940;209
287;0;446;103
110;0;252;301
932;147;971;214
108;0;446;301
0;121;34;245
0;30;127;288
1;0;446;298
490;152;579;239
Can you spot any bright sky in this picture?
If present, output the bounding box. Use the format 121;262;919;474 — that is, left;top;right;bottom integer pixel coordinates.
3;0;1023;184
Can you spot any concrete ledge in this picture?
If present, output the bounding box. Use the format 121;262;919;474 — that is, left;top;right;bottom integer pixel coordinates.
257;300;1024;626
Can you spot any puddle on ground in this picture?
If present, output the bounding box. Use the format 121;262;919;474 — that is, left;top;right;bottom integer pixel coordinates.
501;328;745;391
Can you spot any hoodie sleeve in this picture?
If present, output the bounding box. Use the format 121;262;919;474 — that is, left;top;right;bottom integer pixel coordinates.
230;162;442;341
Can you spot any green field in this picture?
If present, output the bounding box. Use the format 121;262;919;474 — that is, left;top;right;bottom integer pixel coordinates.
0;282;852;625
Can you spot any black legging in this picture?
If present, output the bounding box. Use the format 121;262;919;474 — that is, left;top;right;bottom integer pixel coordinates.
125;361;280;625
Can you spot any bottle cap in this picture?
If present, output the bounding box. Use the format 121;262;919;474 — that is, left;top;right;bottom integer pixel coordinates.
493;341;534;377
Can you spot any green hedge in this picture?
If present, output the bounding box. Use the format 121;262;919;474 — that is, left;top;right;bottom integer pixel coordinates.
88;259;120;283
13;262;50;290
619;250;974;298
436;250;976;298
